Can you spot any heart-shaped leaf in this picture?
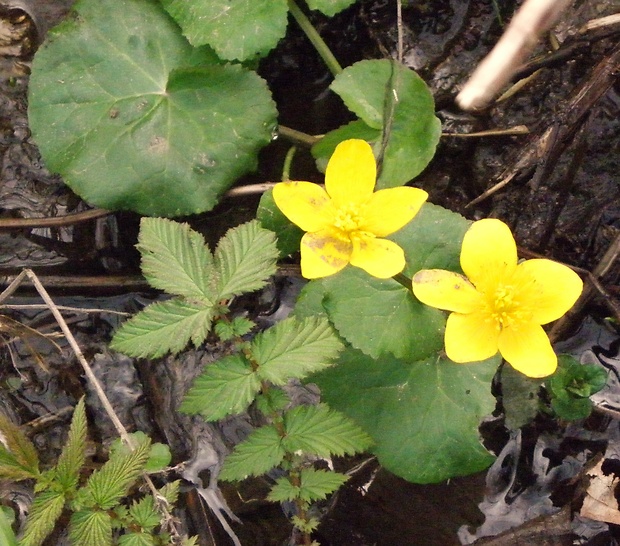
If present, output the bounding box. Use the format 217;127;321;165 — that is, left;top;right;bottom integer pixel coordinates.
28;0;277;216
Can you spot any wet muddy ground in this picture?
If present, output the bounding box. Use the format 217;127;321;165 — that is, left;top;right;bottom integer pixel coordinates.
1;1;620;545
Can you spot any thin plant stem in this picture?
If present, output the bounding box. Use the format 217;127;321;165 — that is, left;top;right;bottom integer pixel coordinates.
287;0;343;77
278;124;321;147
393;272;412;290
282;147;297;181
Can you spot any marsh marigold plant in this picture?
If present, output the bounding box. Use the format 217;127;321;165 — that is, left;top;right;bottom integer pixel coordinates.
412;219;583;378
273;139;428;279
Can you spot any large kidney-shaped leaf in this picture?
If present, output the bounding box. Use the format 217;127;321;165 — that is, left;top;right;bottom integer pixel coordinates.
313;348;499;483
322;59;441;188
28;0;277;217
161;0;289;61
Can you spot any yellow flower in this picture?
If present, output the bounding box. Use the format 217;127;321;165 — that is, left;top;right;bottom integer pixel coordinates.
273;139;428;279
411;218;583;378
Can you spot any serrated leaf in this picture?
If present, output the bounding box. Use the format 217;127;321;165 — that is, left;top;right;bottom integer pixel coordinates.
0;413;39;481
68;510;112;546
268;469;348;503
329;59;441;188
179;355;260;420
29;0;277;216
0;507;17;546
18;490;65;546
110;433;171;473
161;0;289;61
219;425;285;481
137;218;215;302
55;397;87;493
119;533;155;546
158;481;180;507
306;0;357;16
252;316;343;385
313;348;498;483
283;404;373;458
181;537;199;546
214;221;278;300
110;299;214;358
128;496;160;531
83;436;151;510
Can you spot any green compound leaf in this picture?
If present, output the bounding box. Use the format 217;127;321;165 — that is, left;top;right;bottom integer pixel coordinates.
322;268;444;361
137;218;215;302
119;533;155;546
306;0;357;16
268;469;349;503
158;480;181;507
257;188;304;258
329;59;441;188
161;0;289;61
219;425;285;481
313;348;499;483
55;397;87;493
252;316;343;385
69;510;113;546
214;220;279;300
28;0;277;216
110;299;214;358
282;404;373;458
18;490;65;546
128;496;160;531
83;435;151;510
110;432;172;473
179;355;261;420
0;413;39;481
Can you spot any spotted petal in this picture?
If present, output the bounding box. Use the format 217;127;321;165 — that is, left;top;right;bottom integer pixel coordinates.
350;236;405;278
300;229;351;279
461;219;517;292
325;139;376;208
514;259;583;325
412;270;482;314
362;187;428;237
444;311;500;363
273;181;334;232
498;322;557;377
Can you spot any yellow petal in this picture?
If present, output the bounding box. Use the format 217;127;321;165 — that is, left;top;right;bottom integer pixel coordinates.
361;187;428;237
513;259;583;325
412;270;482;313
498;322;557;377
444;312;500;363
325;139;376;207
300;229;351;279
273;182;333;232
350;236;405;278
460;219;517;292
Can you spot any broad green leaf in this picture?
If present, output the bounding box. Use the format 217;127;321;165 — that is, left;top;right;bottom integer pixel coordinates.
501;364;543;430
252;316;343;385
161;0;289;61
0;508;16;546
137;218;215;302
268;469;348;503
179;355;261;420
214;220;279;300
257;189;304;258
282;404;373;457
18;490;65;546
68;510;113;546
322;269;444;361
330;59;441;188
0;413;39;481
219;425;285;481
83;436;151;510
313;348;498;483
119;533;155;546
110;299;214;358
28;0;277;216
306;0;357;16
292;279;328;320
55;397;87;493
128;496;160;531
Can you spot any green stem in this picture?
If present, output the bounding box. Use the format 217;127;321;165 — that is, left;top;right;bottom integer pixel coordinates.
287;0;343;77
278;125;321;147
282;146;297;181
393;272;412;290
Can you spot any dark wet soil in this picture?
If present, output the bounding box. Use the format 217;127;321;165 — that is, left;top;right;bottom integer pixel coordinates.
1;1;620;545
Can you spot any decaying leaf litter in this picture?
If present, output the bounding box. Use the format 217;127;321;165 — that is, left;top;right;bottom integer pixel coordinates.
0;0;620;544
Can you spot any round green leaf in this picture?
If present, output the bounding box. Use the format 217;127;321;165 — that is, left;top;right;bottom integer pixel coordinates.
313;348;499;483
28;0;277;217
161;0;289;61
322;268;445;361
306;0;357;17
330;59;441;188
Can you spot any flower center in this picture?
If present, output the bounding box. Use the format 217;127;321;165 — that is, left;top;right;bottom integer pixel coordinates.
487;284;531;330
333;203;364;233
